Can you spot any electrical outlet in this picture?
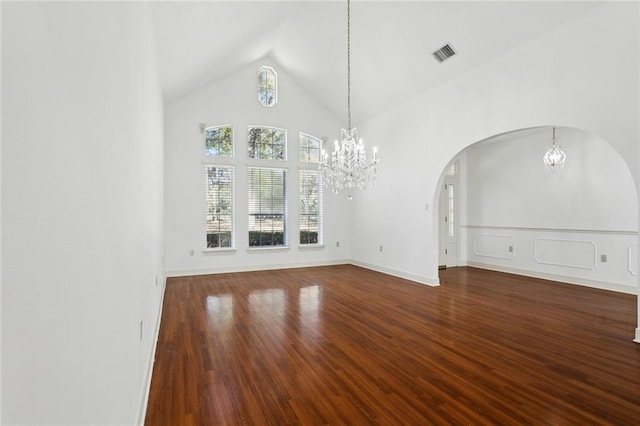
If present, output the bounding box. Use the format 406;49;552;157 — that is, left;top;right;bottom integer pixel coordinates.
509;245;514;253
601;254;607;263
336;241;340;248
379;245;383;252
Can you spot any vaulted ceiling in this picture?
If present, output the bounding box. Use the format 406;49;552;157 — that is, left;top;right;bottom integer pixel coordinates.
150;1;599;124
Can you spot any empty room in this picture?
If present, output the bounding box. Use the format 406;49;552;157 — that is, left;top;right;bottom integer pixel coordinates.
2;1;639;424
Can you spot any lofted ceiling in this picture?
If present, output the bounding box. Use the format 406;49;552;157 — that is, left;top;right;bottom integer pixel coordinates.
150;1;599;124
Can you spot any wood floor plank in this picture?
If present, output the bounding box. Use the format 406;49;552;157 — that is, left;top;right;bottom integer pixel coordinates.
145;265;640;424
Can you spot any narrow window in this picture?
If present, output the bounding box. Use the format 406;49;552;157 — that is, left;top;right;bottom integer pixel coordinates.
299;133;321;163
248;167;287;247
205;125;233;157
448;183;455;237
205;166;234;248
258;66;277;107
248;127;286;160
299;170;322;245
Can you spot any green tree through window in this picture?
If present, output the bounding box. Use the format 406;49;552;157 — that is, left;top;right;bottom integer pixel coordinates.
248;167;286;247
299;133;321;163
206;166;234;248
258;66;277;107
205;126;233;157
299;170;322;245
248;127;286;160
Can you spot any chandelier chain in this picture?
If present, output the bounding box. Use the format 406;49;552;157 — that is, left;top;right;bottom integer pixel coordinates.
319;0;379;194
347;0;351;130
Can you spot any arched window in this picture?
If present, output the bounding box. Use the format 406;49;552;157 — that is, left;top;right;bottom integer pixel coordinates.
299;133;321;163
248;126;286;160
257;66;277;107
204;125;233;157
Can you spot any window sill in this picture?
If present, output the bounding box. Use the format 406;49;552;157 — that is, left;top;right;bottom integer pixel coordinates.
247;246;289;252
299;244;325;249
203;248;236;254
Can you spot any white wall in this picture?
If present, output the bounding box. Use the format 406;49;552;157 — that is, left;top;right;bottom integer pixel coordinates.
462;127;638;293
351;3;639;293
164;58;351;276
1;2;164;424
0;1;3;418
637;1;640;344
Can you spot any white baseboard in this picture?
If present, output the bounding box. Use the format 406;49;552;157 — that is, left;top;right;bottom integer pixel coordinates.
350;260;440;287
166;259;351;278
466;261;636;295
167;259;440;287
136;276;167;426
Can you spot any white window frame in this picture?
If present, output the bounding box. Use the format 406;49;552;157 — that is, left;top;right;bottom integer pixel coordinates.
204;124;234;158
247;126;287;161
299;169;323;246
247;166;288;249
257;66;278;107
204;165;235;251
299;132;322;164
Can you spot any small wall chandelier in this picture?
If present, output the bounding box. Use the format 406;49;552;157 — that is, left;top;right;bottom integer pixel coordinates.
320;0;379;194
543;126;566;173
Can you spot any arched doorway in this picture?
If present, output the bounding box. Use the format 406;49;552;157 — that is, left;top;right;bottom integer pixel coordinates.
436;126;638;296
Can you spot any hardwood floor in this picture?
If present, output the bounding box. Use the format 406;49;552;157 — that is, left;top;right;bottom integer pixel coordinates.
145;265;640;425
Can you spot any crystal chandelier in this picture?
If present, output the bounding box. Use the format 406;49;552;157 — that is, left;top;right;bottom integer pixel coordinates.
320;0;379;194
543;126;566;173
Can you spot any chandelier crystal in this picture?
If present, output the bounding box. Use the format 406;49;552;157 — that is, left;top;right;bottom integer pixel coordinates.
543;126;566;173
320;0;379;194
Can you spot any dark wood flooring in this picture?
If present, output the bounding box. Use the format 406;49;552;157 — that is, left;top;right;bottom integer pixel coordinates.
145;265;640;425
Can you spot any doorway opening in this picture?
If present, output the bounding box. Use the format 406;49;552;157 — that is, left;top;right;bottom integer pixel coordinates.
438;162;459;269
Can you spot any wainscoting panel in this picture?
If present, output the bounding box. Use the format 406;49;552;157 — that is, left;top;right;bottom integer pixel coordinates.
463;225;638;292
473;235;515;260
534;238;596;270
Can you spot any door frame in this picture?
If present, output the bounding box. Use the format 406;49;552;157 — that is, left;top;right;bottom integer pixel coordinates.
438;162;460;268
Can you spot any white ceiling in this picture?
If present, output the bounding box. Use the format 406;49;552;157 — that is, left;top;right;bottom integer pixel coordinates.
150;1;599;124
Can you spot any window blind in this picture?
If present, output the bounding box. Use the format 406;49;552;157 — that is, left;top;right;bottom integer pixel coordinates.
299;170;322;245
248;167;287;247
205;165;234;248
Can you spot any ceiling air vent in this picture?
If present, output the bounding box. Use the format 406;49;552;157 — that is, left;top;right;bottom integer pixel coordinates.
433;44;456;63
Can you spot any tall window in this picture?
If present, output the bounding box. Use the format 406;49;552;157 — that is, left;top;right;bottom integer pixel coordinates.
299;170;322;245
205;125;233;157
299;133;321;163
248;167;287;247
257;66;277;107
299;132;323;245
205;166;234;248
448;183;455;237
204;125;234;249
248;127;286;160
